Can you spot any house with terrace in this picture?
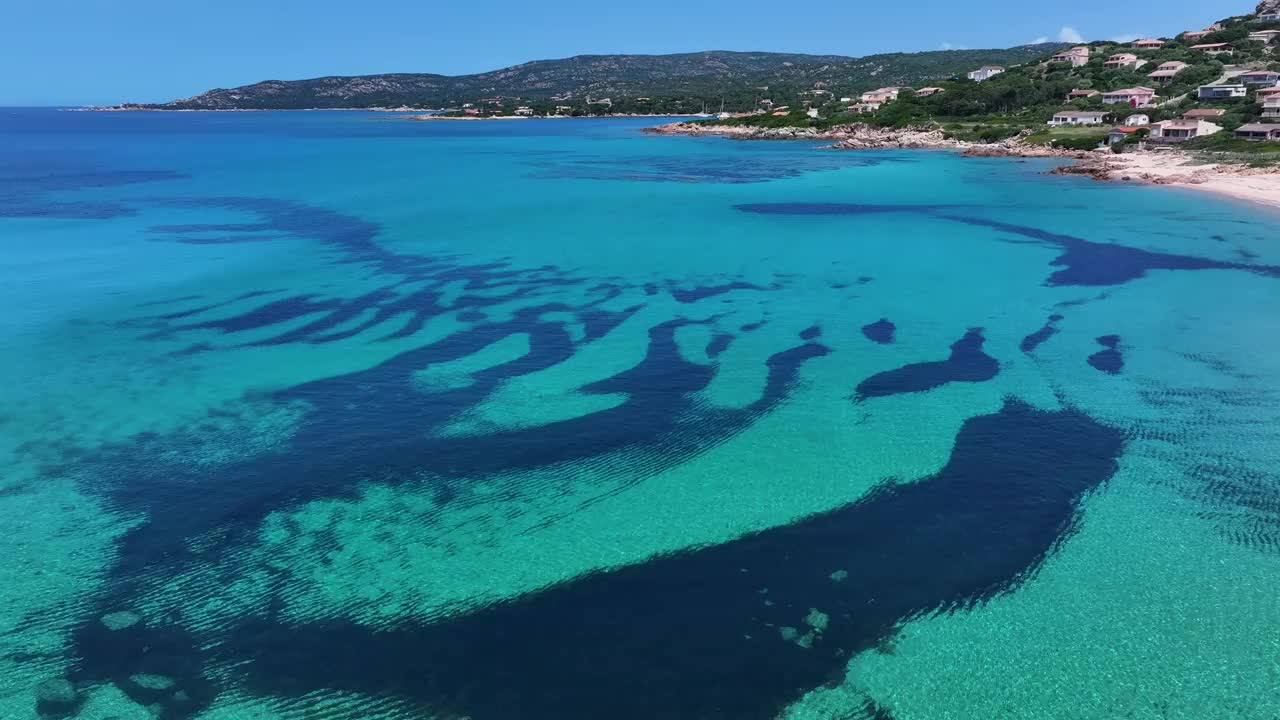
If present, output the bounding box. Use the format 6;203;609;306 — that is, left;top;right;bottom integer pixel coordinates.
1067;89;1101;100
1234;123;1280;141
1102;87;1158;107
1104;53;1145;69
1124;113;1150;126
1132;38;1166;49
1248;29;1280;43
1149;119;1222;141
1048;110;1109;126
1264;98;1280;119
1257;86;1280;101
1190;43;1233;56
1148;61;1190;83
1239;70;1280;86
1257;10;1280;21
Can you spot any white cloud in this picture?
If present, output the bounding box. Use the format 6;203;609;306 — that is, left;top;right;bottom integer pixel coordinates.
1031;36;1050;45
1057;26;1086;43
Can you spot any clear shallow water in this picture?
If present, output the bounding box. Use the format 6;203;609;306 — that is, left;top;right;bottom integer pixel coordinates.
2;108;1279;720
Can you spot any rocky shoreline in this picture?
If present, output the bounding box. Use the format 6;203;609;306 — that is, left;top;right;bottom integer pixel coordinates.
645;121;1280;209
644;121;1087;158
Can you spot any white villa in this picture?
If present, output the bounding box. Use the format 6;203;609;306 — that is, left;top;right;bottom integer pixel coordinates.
1048;110;1108;126
1148;61;1190;83
1102;87;1158;107
1149;119;1223;141
1104;53;1144;69
1124;113;1150;126
1197;84;1247;100
1264;98;1280;119
1052;47;1091;67
967;65;1005;82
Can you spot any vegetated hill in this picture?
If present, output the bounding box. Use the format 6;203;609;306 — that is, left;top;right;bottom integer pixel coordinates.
127;46;1069;111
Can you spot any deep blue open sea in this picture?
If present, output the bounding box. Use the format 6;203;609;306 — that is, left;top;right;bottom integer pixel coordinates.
3;107;1279;720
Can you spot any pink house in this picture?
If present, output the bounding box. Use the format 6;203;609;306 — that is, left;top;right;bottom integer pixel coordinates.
1132;38;1166;49
1102;86;1158;107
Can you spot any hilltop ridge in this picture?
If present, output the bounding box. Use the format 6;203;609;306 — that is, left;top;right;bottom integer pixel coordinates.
114;46;1068;113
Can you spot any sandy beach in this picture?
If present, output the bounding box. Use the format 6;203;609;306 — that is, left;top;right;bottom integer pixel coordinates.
1085;152;1280;209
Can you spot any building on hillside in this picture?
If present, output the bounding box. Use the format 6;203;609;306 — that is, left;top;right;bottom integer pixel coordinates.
1104;53;1144;68
1197;84;1247;100
1108;127;1145;146
1067;89;1101;100
860;87;902;103
806;108;820;119
1182;30;1213;41
1239;71;1280;85
1102;87;1158;107
1257;86;1280;101
1182;108;1226;119
850;102;880;113
1048;110;1109;126
1190;43;1233;56
554;105;573;114
1052;47;1091;67
1257;10;1280;21
914;87;945;97
1124;113;1150;125
1149;119;1222;141
1132;38;1166;49
1264;98;1280;119
514;106;533;116
967;65;1005;82
1235;123;1280;141
1148;61;1190;83
1248;29;1280;43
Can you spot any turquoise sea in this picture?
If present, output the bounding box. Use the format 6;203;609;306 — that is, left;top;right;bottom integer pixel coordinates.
2;107;1279;720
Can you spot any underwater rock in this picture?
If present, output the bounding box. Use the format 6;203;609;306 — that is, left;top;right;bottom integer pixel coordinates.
34;678;79;717
804;608;830;633
99;610;141;632
829;569;848;583
129;673;176;691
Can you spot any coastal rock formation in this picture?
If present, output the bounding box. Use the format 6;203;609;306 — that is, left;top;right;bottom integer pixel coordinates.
1260;0;1279;16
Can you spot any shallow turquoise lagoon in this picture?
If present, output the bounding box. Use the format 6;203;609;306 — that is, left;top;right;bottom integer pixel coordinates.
2;108;1279;720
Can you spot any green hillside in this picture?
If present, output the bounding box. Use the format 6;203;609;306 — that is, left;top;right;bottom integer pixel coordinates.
120;46;1070;113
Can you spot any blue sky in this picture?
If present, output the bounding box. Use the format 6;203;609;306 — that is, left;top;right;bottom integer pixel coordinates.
4;0;1250;105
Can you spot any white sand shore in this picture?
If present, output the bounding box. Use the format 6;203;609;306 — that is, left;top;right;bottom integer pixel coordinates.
1096;152;1280;209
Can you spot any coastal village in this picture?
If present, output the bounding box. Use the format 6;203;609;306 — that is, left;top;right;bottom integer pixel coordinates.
645;1;1280;206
